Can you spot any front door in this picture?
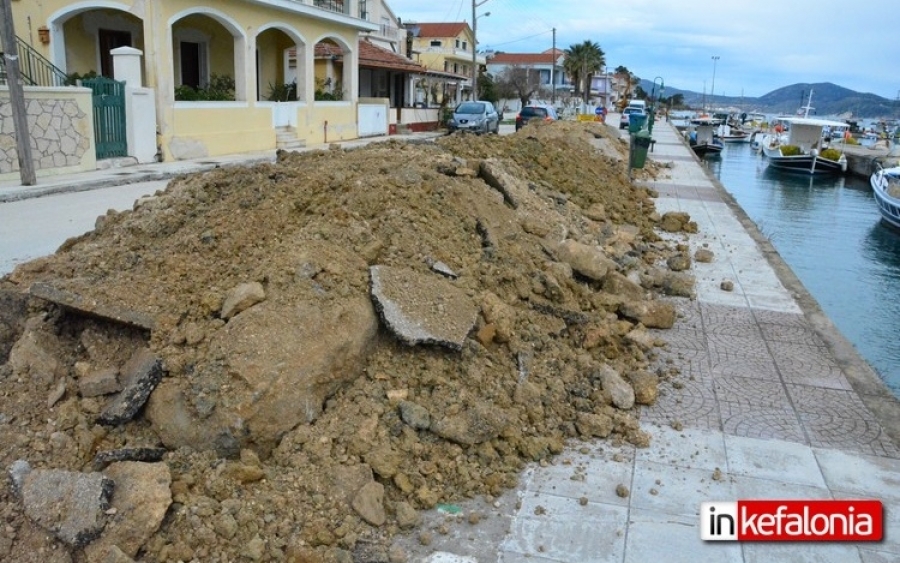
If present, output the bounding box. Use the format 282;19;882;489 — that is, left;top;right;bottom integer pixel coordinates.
99;29;132;78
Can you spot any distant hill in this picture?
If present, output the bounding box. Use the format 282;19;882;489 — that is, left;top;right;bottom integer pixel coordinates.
638;80;899;119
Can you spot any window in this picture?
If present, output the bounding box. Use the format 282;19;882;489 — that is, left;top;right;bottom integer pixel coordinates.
453;63;458;73
174;29;210;89
462;41;467;51
444;61;448;72
455;39;460;48
430;40;441;47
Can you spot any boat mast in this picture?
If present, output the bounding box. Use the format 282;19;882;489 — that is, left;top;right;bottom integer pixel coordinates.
800;89;814;118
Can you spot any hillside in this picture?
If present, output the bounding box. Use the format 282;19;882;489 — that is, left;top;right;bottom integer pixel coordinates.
639;80;898;118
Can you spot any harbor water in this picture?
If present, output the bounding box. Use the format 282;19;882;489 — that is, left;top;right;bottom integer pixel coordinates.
703;142;900;396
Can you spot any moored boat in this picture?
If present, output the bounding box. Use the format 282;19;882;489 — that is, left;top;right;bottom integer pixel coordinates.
761;117;848;175
689;117;724;157
871;165;900;230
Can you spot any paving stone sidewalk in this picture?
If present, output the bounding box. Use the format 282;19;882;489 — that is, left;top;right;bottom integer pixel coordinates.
398;118;900;563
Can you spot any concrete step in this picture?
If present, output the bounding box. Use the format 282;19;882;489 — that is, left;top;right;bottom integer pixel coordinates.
274;126;306;151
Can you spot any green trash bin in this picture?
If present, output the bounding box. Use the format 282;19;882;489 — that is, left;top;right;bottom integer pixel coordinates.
628;113;648;133
631;130;652;169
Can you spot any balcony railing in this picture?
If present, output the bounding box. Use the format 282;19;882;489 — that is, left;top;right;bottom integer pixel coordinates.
312;0;347;16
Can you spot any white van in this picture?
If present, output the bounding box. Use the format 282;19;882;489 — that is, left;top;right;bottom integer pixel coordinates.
627;99;647;112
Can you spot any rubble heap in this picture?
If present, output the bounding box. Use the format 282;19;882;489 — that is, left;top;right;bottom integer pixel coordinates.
0;121;695;562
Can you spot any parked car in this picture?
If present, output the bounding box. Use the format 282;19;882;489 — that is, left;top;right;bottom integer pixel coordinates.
447;101;500;134
619;107;646;130
515;105;559;131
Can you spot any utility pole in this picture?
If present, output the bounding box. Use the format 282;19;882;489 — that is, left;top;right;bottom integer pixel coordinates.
550;28;556;105
0;0;36;185
471;0;489;100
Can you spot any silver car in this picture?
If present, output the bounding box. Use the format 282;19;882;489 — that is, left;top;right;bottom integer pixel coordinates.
448;101;500;134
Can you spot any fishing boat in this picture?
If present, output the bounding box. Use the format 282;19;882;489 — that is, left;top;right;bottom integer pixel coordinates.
871;164;900;230
688;117;724;157
761;116;848;174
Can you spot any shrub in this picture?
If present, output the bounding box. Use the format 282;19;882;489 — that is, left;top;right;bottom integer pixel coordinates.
174;74;235;101
820;148;842;161
779;144;801;156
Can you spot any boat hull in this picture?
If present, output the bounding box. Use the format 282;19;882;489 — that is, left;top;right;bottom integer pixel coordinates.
871;167;900;230
691;142;723;157
765;154;846;175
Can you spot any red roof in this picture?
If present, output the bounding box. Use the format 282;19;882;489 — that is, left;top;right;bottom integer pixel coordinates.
409;22;469;38
358;40;425;73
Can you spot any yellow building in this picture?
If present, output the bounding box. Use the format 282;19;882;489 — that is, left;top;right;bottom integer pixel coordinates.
405;22;483;104
7;0;383;161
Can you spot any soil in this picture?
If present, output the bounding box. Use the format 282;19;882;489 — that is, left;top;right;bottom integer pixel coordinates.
0;121;687;562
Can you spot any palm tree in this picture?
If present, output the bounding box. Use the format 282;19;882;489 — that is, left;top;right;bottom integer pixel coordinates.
564;40;605;105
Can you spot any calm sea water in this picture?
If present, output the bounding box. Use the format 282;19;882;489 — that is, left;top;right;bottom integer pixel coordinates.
704;143;900;396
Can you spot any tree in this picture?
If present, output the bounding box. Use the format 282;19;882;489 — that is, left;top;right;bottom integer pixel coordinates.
563;40;605;105
613;66;639;110
495;65;544;107
478;71;499;105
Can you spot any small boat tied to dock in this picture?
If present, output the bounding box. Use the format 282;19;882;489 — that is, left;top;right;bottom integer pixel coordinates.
761;116;849;175
871;164;900;230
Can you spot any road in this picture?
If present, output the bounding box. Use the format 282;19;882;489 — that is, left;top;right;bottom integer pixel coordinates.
0;181;167;276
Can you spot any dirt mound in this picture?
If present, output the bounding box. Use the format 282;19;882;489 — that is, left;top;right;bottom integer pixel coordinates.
1;121;690;562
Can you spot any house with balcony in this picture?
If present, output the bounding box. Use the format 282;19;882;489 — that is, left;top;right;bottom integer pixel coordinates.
3;0;454;177
402;22;480;107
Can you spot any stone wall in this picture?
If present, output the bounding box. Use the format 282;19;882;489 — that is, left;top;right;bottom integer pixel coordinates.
0;87;97;181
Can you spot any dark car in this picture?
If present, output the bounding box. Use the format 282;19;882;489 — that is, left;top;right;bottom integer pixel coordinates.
515;105;559;131
447;101;500;134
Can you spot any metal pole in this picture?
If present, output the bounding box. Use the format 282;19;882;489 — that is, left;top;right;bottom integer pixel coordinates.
550;27;555;105
710;55;719;110
471;0;490;100
0;0;36;185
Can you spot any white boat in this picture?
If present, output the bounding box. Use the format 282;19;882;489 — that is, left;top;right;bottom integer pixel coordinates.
871;165;900;230
761;116;848;174
668;110;695;132
688;117;724;157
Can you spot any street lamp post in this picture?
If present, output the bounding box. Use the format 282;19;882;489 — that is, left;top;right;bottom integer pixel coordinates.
472;0;490;100
648;76;664;133
710;55;720;110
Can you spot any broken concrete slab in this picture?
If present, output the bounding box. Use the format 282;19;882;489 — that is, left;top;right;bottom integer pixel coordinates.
84;462;172;560
220;281;266;320
92;447;167;471
79;367;122;398
369;265;478;351
29;282;155;330
98;348;163;426
9;460;114;548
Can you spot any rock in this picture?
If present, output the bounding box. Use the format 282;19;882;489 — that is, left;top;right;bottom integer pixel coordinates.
616;484;630;498
80;368;122;398
553;240;617;281
98;348;163;426
430;402;512;445
721;280;735;292
370;265;477;351
398;401;431;430
147;296;377;453
659;211;697;233
666;254;692;272
602;272;645;301
429;260;458;279
94;545;136;563
0;285;28;364
394;501;420;529
694;248;715;263
8;315;65;385
479;158;528;208
11;462;114;548
220;281;266;320
352;481;386;526
584;203;606;221
222;462;265;483
618;300;676;329
628;370;659;405
83;462;171;559
624;326;656;351
48;380;67;407
641;269;696;299
92;448;167;471
575;412;613;438
475;323;497;346
597;365;635;410
480;292;516;343
331;464;375;504
242;535;266;560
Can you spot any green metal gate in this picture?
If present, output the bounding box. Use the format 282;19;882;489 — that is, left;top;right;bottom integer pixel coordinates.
84;77;127;159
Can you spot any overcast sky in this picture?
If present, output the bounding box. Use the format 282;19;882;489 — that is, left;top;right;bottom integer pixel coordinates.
387;0;898;101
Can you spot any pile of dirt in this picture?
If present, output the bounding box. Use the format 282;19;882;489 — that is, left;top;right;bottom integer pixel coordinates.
0;121;694;562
